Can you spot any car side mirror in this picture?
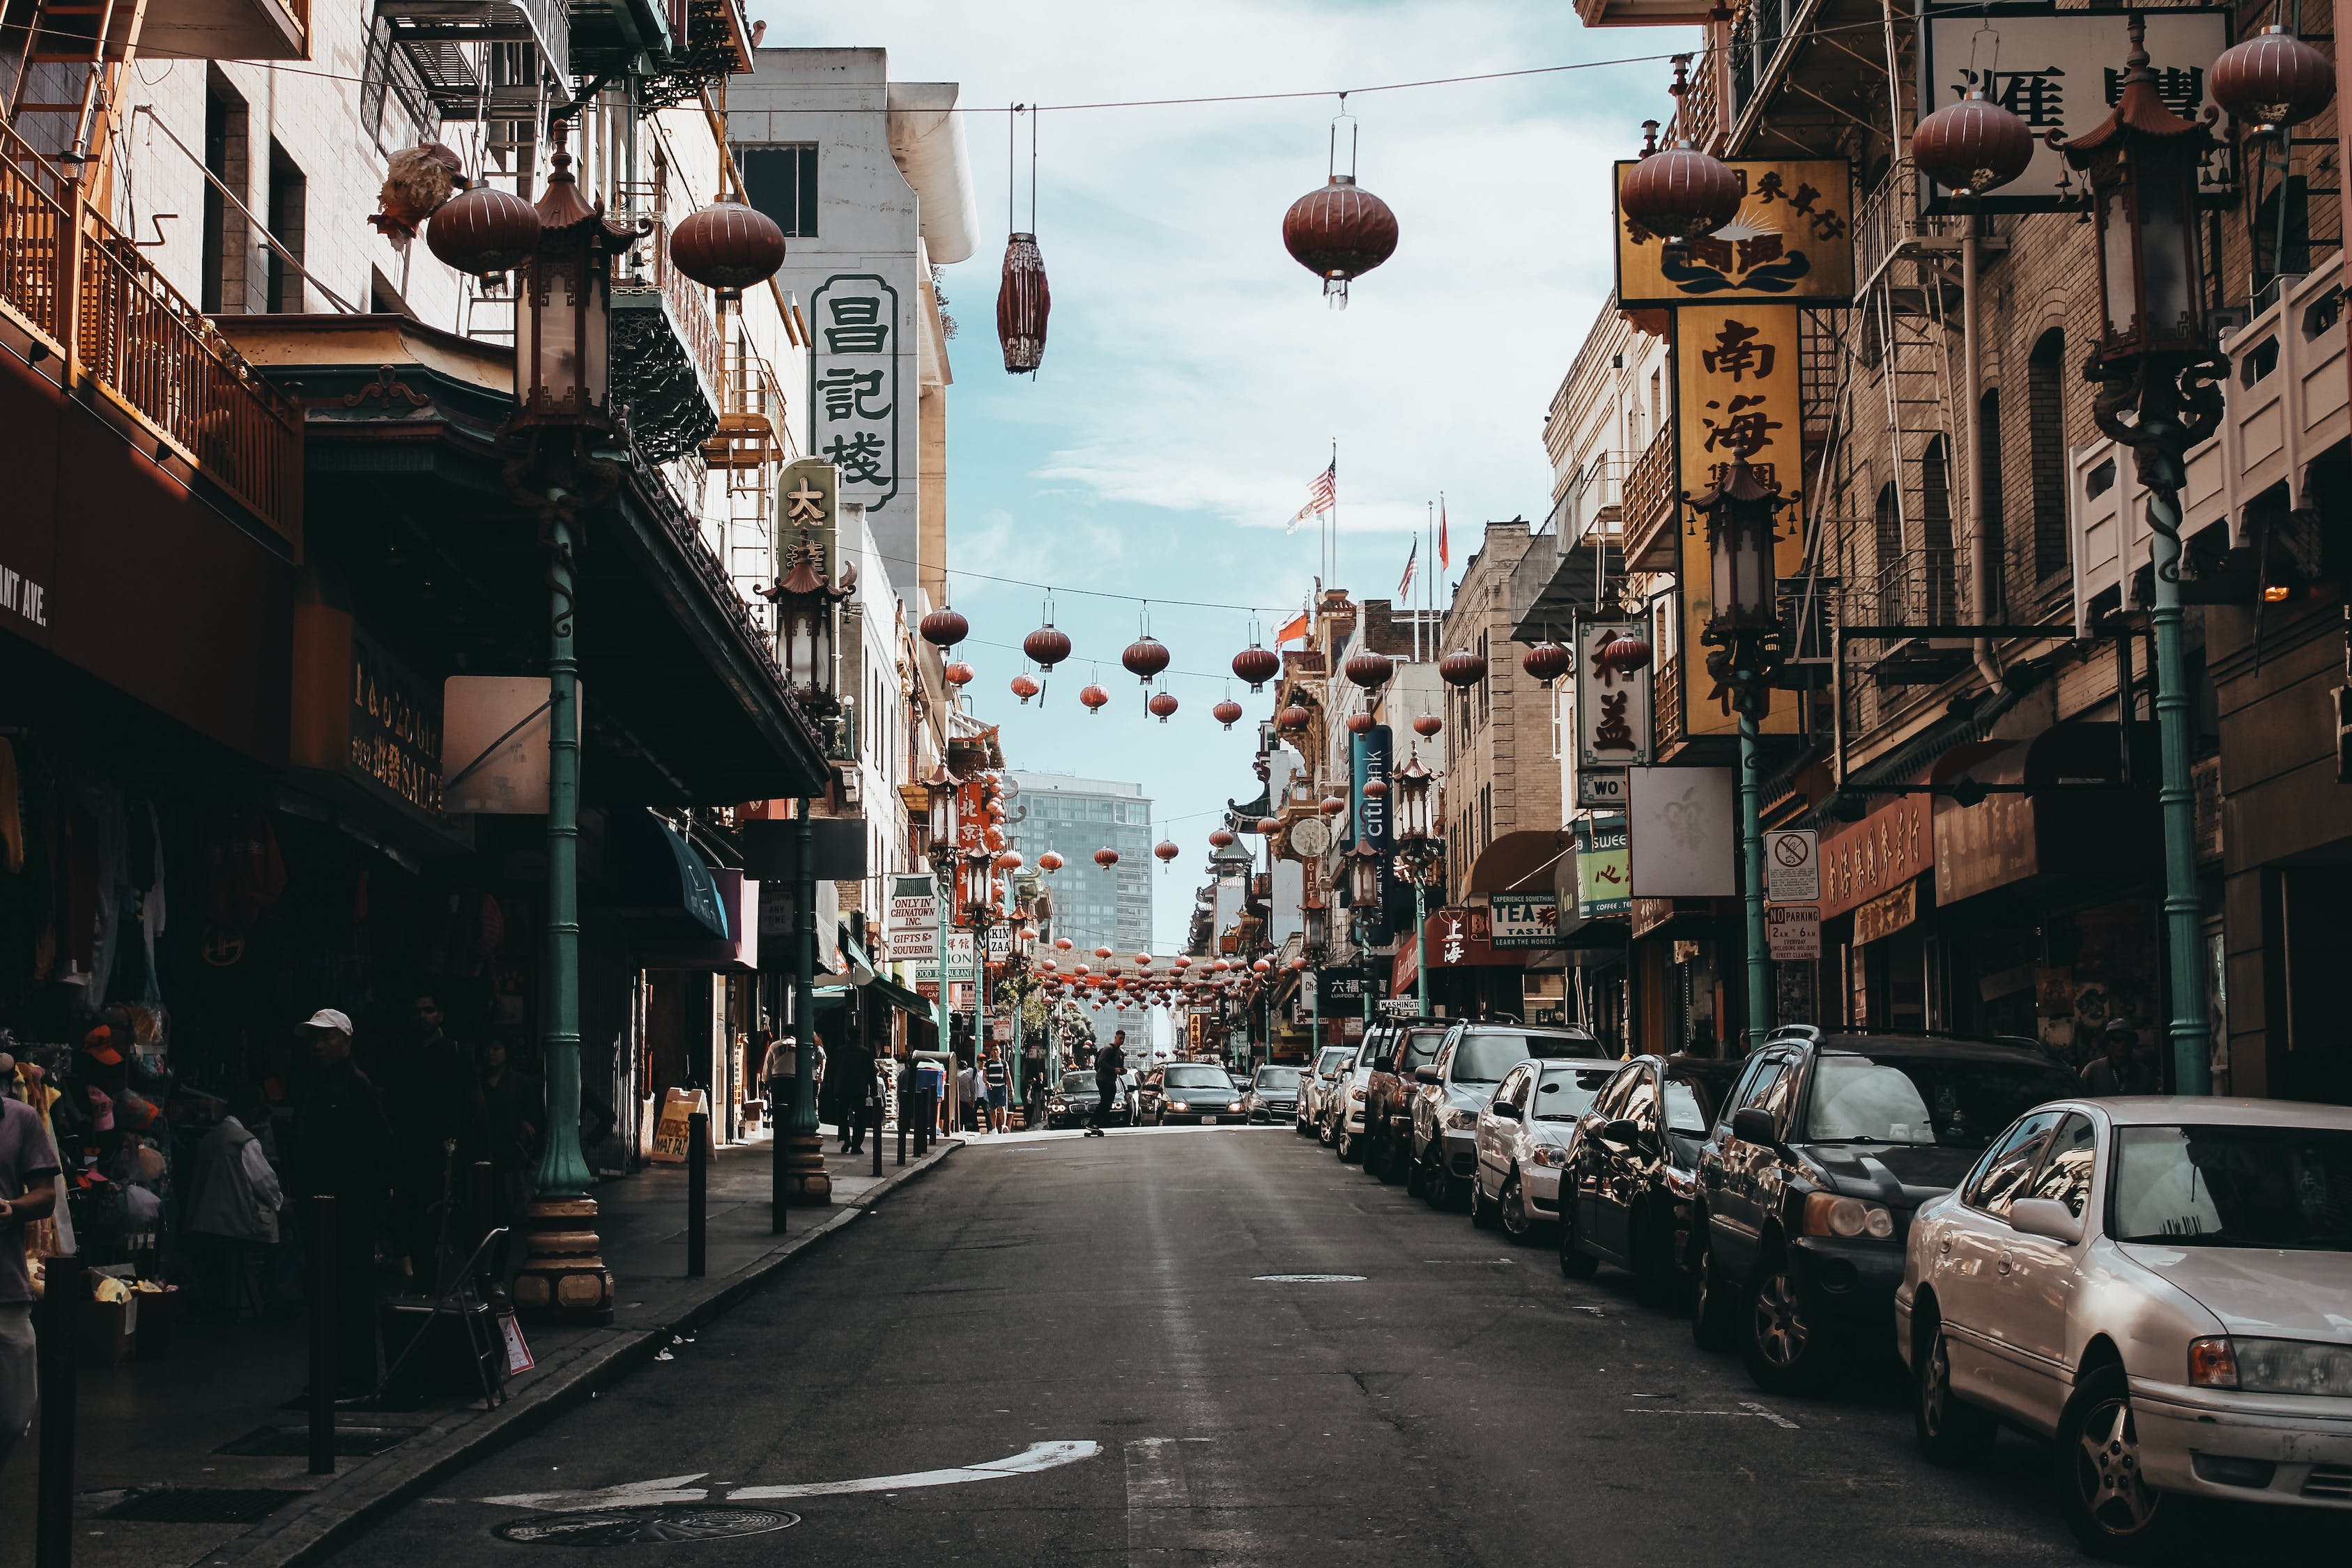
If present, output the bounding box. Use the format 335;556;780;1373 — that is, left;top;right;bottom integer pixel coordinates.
1413;1066;1440;1085
1490;1102;1521;1121
1730;1107;1778;1146
1601;1117;1643;1148
2008;1197;2085;1245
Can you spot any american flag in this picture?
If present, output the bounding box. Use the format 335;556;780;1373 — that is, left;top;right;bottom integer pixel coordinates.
1286;461;1337;534
1397;540;1418;599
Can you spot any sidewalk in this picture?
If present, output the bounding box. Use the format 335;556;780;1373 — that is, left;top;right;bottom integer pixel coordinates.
0;1129;960;1568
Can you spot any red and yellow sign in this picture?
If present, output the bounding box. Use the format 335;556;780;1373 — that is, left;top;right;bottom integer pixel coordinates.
1615;158;1854;307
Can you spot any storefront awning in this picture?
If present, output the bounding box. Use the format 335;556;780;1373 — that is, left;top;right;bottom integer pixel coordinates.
1933;723;2159;906
608;808;730;940
1467;830;1570;895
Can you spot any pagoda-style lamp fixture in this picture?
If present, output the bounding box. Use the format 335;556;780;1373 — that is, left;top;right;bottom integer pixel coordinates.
1390;754;1442;1018
513;121;643;438
767;535;854;716
2063;16;2227;1096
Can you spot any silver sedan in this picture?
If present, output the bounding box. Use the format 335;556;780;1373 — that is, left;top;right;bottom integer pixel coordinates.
1470;1059;1620;1240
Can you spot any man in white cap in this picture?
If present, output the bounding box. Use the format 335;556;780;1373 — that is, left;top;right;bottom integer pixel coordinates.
295;1008;393;1394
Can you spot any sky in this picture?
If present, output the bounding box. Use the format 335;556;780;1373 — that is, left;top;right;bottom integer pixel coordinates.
760;1;1697;949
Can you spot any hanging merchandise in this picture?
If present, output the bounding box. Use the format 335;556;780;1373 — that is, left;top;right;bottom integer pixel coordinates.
997;105;1052;374
1282;95;1399;305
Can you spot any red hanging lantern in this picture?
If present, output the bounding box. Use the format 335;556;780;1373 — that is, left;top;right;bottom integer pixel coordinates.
1256;816;1280;836
1078;682;1110;714
1094;847;1119;868
1320;796;1346;816
1364;778;1389;799
1413;714;1443;739
1346;712;1374;735
1208;828;1236;849
995;850;1024;872
1438;649;1487;687
1095;945;1114;960
1617;143;1742;241
1010;672;1040;703
1282;160;1399;306
1054;935;1073;949
1155;841;1179;866
2211;25;2337;132
1278;705;1312;732
1343;648;1394;689
920;607;969;648
1122;636;1169;684
1252;958;1273;975
1213;698;1244;729
997;231;1051;374
1232;644;1280;690
1601;632;1653;672
1910;91;2036;196
1522;640;1571;686
1039;851;1066;873
669;198;787;295
426;183;542;277
1022;622;1071;670
944;661;976;687
1148;691;1180;723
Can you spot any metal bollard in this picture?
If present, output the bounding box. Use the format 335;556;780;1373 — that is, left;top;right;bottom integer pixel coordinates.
36;1250;84;1568
472;1161;495;1262
686;1111;708;1279
309;1195;336;1475
871;1093;883;1178
896;1079;908;1167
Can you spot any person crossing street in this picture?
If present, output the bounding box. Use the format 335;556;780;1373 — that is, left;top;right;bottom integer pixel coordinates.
1085;1031;1126;1137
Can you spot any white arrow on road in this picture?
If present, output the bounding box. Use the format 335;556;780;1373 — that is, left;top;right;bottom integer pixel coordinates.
478;1440;1103;1512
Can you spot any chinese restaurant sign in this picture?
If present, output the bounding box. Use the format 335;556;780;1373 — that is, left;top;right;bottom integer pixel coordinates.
1615;159;1854;307
1574;619;1653;768
1920;6;2231;213
1672;303;1808;736
808;274;902;510
1819;794;1932;920
1489;892;1565;949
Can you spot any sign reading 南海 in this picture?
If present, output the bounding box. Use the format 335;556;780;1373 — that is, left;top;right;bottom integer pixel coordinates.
808;274;902;509
1615;158;1854;307
1489;892;1565;948
1919;6;2234;213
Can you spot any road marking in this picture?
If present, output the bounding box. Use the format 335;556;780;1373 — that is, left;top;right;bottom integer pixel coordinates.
1622;1402;1800;1429
1254;1273;1365;1282
478;1440;1102;1512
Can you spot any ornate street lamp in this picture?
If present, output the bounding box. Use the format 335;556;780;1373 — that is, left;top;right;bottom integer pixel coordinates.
1684;454;1794;1052
1346;836;1384;1029
921;762;960;1079
768;535;854;718
1390;754;1442;1020
2063;17;2225;1095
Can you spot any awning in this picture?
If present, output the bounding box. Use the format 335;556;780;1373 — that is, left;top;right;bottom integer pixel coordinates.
608;808;730;939
1932;723;2159;906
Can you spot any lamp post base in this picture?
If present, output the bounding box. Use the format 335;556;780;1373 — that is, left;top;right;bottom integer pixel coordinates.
512;1195;613;1324
783;1130;833;1204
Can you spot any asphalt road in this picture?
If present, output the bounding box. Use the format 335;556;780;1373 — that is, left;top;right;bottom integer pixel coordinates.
330;1125;2315;1566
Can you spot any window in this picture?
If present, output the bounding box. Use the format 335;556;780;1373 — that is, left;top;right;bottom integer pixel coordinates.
1963;1110;2064;1216
739;144;820;238
1590;1063;1640;1121
1873;480;1901;589
1619;1069;1659;1130
2111;1123;2352;1248
266;141;306;313
1496;1066;1532;1111
1978;389;2006;618
1731;1056;1791;1137
201;82;248;315
2028;330;2069;578
2024;1113;2098;1219
1921;436;1957;621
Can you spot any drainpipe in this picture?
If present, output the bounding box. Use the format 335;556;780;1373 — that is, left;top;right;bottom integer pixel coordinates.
1962;223;2004;690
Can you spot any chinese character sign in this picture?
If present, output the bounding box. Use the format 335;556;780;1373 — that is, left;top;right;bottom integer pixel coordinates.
1615;159;1854;307
1575;817;1632;918
1574;619;1653;769
808;274;902;508
1673;303;1806;737
776;456;839;582
1921;10;2231;211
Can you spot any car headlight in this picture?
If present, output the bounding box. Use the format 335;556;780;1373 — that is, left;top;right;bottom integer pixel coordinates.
2191;1336;2352;1396
1528;1146;1566;1168
1228;1100;1244;1112
1802;1192;1896;1240
1444;1107;1479;1131
1170;1100;1190;1112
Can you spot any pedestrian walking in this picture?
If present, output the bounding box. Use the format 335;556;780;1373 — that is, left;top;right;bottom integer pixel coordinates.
1086;1031;1127;1137
983;1045;1010;1134
294;1008;394;1397
958;1059;983;1132
0;1081;62;1470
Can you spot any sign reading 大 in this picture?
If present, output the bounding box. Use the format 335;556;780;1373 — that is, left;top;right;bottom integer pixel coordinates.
808;274;902;510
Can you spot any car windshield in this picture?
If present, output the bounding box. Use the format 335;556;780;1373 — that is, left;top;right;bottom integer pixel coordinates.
1803;1052;2077;1148
1533;1066;1616;1121
1058;1079;1097;1095
1165;1067;1235;1091
2112;1124;2352;1250
1452;1031;1599;1084
1316;1049;1351;1075
1255;1068;1301;1089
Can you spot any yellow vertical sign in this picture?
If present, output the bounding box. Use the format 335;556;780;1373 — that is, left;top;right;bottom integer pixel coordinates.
1672;302;1807;737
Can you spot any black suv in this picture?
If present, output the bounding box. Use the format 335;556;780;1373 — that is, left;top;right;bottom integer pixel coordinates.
1360;1017;1446;1183
1689;1027;2078;1394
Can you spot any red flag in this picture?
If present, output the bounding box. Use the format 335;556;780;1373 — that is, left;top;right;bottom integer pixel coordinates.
1276;608;1311;644
1438;498;1450;569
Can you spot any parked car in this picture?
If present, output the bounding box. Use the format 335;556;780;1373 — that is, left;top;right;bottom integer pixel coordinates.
1245;1064;1302;1123
1898;1096;2352;1558
1408;1023;1602;1209
1689;1027;2081;1394
1470;1056;1621;1240
1299;1045;1354;1138
1558;1054;1742;1299
1365;1021;1448;1184
1153;1063;1250;1125
1045;1075;1129;1130
1323;1038;1383;1162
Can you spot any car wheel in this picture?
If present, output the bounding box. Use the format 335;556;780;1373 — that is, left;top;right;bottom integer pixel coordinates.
2059;1363;2172;1561
1629;1206;1680;1309
1557;1199;1599;1278
1739;1251;1829;1394
1420;1151;1450;1210
1470;1175;1498;1229
1687;1229;1735;1351
1913;1313;1998;1468
1500;1174;1535;1243
1336;1128;1357;1162
1318;1113;1335;1146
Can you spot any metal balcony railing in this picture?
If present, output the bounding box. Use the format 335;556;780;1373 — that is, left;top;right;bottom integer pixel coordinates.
1622;431;1677;567
0;119;302;546
1859;548;1963;630
610;219;723;465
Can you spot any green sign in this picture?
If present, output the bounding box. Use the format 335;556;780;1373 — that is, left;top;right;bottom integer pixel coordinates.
1576;816;1631;918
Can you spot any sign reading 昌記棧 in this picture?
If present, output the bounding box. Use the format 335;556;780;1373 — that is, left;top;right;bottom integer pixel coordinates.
1489;892;1565;949
1615;158;1854;307
1919;6;2234;213
808;274;902;510
1673;302;1808;737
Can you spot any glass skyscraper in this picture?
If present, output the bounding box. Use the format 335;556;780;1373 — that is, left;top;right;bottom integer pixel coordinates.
1008;772;1155;1050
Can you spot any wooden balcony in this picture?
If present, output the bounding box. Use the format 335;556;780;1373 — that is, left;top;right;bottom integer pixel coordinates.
1621;430;1678;573
1654;656;1684;753
0;120;301;548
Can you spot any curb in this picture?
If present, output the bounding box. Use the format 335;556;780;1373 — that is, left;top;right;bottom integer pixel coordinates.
192;1137;962;1568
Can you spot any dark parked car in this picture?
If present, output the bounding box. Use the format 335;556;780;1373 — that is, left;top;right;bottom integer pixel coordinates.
1408;1022;1604;1208
1153;1063;1250;1125
1558;1054;1742;1301
1045;1075;1130;1129
1363;1020;1446;1184
1689;1027;2080;1394
1245;1064;1302;1123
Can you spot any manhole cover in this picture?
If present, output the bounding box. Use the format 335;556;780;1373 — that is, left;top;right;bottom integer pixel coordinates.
216;1424;415;1457
99;1489;306;1524
493;1506;801;1545
1254;1274;1365;1282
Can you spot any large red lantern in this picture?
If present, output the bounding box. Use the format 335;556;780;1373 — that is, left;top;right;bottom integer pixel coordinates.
1911;91;2035;196
1438;649;1487;688
1343;648;1393;689
1277;705;1312;732
1282;162;1399;305
1601;632;1653;672
1208;828;1236;849
2211;25;2337;132
997;231;1051;374
919;607;969;648
944;661;975;687
1320;796;1346;816
669;198;787;295
1094;847;1119;868
1054;935;1073;949
1232;644;1280;690
426;183;541;277
1039;851;1066;873
1122;636;1169;684
1148;691;1179;723
1413;714;1443;739
1617;144;1742;242
1079;682;1109;714
1255;816;1280;836
1522;640;1571;686
1213;698;1244;729
1024;621;1071;670
1010;672;1040;704
1346;712;1374;735
1155;841;1179;866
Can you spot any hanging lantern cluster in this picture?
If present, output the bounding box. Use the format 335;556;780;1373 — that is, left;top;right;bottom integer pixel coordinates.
1283;100;1399;305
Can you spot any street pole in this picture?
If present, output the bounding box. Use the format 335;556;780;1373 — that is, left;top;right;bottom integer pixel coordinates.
516;506;611;1323
2145;449;2211;1093
1738;703;1771;1051
786;800;831;1202
1413;877;1429;1018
